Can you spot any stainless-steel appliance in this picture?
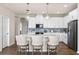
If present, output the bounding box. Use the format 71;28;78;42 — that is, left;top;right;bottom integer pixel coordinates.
36;24;43;28
36;24;44;34
68;20;77;51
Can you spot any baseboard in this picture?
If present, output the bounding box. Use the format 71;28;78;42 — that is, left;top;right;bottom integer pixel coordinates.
8;42;15;47
29;50;47;52
60;41;68;46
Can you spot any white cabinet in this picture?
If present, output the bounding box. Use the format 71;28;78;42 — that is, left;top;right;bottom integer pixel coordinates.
44;19;50;28
69;9;78;21
64;15;70;28
62;34;67;44
28;16;64;28
28;15;44;28
28;17;35;28
59;33;67;44
64;9;78;28
44;33;68;44
35;15;44;24
29;22;35;28
44;17;64;28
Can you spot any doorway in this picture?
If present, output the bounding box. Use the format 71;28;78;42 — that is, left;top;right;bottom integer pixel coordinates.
2;16;9;49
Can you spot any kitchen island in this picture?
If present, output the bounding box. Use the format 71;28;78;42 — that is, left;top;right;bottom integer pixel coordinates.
27;32;67;52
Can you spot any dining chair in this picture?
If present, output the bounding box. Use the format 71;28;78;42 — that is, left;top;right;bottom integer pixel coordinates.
16;34;29;54
47;35;59;55
31;35;43;55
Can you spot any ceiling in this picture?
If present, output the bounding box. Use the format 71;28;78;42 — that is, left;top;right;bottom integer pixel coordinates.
0;3;77;16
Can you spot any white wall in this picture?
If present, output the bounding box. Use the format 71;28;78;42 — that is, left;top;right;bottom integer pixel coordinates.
0;15;2;51
15;17;20;35
0;5;15;51
15;17;28;35
21;18;28;34
77;4;79;53
9;15;15;46
28;15;64;28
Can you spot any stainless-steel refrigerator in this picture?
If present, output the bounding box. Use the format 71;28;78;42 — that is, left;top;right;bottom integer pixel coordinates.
68;20;77;51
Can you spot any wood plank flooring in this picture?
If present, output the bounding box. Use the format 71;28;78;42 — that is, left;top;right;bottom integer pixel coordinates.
0;42;78;55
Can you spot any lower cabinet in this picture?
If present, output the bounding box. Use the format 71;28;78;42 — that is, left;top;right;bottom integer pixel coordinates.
59;33;67;44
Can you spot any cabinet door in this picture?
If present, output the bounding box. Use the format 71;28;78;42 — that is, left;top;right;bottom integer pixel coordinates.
28;18;35;28
44;19;49;28
62;34;67;44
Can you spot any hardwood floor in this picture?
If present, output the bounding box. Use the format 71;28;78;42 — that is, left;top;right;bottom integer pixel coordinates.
0;42;78;55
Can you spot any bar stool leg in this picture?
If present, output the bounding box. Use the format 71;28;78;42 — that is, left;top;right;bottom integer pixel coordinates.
48;45;50;55
32;47;34;55
41;46;42;55
28;44;29;52
47;44;49;55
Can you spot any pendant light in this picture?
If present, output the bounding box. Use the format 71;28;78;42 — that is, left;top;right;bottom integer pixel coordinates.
46;3;49;19
26;3;30;19
26;10;30;19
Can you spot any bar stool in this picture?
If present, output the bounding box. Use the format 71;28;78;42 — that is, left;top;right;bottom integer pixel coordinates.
16;34;29;54
47;35;59;55
31;35;43;55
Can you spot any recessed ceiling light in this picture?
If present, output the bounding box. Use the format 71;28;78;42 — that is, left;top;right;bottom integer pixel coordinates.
64;5;68;7
42;11;45;14
26;9;30;11
56;11;60;14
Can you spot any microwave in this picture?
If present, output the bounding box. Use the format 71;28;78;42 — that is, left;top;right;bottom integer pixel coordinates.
36;24;43;28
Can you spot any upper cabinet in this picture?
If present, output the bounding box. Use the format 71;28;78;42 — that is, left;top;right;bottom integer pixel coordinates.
63;15;70;28
64;8;78;28
35;15;44;24
28;15;44;28
69;9;78;21
28;17;36;28
28;15;65;28
44;17;64;28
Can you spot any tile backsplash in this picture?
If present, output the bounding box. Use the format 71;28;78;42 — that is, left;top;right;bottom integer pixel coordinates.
28;28;68;33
